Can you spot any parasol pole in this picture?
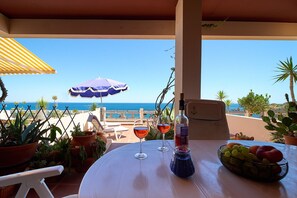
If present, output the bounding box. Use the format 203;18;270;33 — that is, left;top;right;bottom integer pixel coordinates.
100;92;102;104
100;92;105;124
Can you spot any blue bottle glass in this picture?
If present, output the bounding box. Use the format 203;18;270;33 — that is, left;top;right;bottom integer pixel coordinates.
170;149;195;178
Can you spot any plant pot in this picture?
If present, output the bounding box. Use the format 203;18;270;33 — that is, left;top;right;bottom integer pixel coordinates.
284;135;297;146
71;132;96;147
96;132;107;143
73;157;95;173
44;150;69;169
0;142;38;176
70;147;95;173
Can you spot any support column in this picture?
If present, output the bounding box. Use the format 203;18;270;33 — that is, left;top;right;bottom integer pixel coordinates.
175;0;202;110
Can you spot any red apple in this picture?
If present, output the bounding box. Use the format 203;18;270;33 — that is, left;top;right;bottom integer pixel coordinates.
249;145;260;155
256;146;283;163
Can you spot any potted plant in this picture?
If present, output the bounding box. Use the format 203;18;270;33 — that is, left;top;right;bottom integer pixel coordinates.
71;123;96;147
262;94;297;145
71;137;106;172
30;137;71;170
0;112;61;197
70;124;106;172
0;112;61;175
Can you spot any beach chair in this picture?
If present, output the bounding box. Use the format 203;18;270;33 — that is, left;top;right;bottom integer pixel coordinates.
90;110;122;127
88;114;129;141
185;99;230;140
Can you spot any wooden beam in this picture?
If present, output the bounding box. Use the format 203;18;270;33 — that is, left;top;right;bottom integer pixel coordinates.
1;17;297;40
202;21;297;40
5;19;175;39
0;14;9;36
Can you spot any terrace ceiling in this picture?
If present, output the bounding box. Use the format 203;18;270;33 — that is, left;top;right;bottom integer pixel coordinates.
0;0;297;39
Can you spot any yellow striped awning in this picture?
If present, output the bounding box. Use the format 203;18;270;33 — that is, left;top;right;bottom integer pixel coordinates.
0;37;56;75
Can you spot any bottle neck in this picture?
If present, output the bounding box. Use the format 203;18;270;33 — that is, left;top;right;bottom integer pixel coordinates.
179;99;185;113
179;109;184;116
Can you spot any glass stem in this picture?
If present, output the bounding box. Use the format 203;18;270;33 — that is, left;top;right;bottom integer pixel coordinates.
162;134;165;148
140;138;143;154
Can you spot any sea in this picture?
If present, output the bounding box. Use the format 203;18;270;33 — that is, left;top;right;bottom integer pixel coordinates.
1;102;242;111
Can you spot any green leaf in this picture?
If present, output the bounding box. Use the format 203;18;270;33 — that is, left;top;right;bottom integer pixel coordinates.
289;124;297;131
276;122;286;128
21;122;38;143
277;114;283;121
275;127;287;134
49;125;61;142
282;117;292;127
262;116;270;123
265;125;275;131
267;110;275;117
289;112;297;120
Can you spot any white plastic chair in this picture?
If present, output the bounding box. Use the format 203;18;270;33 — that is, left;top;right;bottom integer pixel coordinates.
185;99;230;140
0;165;77;198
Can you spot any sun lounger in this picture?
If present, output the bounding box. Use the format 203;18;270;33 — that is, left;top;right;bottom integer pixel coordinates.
88;114;129;141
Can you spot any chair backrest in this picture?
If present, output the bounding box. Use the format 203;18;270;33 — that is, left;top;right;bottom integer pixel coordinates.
88;114;104;132
0;165;64;198
185;99;230;140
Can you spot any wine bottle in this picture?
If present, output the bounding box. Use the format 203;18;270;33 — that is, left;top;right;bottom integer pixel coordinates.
174;92;189;151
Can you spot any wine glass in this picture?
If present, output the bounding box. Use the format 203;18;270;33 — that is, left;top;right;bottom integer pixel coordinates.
134;120;149;160
157;115;171;152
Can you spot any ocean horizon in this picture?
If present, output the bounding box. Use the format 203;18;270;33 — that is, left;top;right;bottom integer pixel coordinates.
1;102;243;111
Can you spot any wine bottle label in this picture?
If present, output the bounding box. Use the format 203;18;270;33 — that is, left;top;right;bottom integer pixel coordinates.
175;124;188;146
180;126;188;136
180;126;188;145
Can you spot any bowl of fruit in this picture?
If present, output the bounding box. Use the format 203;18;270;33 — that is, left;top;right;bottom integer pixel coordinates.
218;143;289;182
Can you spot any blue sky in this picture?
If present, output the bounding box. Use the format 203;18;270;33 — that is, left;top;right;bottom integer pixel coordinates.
2;38;297;104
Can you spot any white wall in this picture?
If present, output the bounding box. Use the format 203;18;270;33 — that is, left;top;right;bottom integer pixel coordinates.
47;108;101;138
226;114;272;142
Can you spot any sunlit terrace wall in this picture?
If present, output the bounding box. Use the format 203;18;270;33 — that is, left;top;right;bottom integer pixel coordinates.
226;114;272;142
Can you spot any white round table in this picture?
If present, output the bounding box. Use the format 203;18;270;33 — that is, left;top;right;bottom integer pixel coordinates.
79;140;297;198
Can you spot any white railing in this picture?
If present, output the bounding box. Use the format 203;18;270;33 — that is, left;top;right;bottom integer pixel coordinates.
101;107;154;123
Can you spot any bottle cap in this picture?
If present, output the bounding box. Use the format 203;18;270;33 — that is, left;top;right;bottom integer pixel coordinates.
179;93;184;110
180;93;184;100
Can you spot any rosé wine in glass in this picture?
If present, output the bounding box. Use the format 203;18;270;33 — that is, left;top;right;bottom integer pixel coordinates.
156;116;171;152
157;124;170;134
134;125;149;160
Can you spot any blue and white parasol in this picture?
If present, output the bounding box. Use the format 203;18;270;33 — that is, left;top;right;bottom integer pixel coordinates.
69;77;128;103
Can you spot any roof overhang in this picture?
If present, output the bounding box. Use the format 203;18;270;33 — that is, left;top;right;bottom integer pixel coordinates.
0;0;296;40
